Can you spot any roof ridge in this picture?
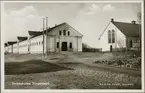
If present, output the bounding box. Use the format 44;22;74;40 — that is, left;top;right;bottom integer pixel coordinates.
113;21;139;25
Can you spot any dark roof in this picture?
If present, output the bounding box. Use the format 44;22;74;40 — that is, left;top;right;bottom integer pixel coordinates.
17;36;28;41
28;31;42;36
7;41;17;45
5;43;9;47
43;22;66;34
112;21;141;37
29;22;66;39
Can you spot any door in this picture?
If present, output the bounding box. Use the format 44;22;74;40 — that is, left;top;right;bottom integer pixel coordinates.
61;42;67;51
110;45;112;52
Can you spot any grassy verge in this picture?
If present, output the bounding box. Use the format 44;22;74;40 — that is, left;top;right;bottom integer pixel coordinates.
5;61;141;89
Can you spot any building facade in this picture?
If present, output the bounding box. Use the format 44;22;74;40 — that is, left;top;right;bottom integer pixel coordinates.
5;22;83;54
99;19;140;52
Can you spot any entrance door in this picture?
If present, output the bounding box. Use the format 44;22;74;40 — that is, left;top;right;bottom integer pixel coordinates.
61;42;67;51
110;45;112;52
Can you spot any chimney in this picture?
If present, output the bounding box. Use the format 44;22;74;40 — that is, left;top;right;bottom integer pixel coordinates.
111;18;114;22
131;20;136;24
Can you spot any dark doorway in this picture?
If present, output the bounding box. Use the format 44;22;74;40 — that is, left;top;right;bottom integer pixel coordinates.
130;40;133;48
110;45;112;52
61;42;67;51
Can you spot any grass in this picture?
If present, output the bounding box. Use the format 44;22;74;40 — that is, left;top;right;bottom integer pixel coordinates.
5;62;141;89
5;60;72;75
5;52;142;89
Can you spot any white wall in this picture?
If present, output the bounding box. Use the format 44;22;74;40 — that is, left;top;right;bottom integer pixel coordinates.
48;23;83;37
13;43;18;53
18;40;28;54
50;36;82;52
100;22;126;52
29;35;44;53
8;45;12;53
45;23;83;52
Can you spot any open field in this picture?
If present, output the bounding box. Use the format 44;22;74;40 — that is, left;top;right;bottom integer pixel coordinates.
5;52;141;89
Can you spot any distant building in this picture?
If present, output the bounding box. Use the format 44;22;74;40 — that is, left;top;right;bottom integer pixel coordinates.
98;18;141;52
5;22;83;54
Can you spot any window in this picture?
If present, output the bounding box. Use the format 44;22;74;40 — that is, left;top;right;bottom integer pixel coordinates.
108;30;115;43
59;30;62;35
68;31;70;36
69;42;72;48
112;30;115;43
108;30;111;43
63;30;66;36
57;42;59;48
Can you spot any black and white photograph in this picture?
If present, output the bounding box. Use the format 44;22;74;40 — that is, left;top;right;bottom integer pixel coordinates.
1;0;144;92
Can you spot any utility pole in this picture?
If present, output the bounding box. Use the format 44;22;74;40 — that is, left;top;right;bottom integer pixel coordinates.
46;17;48;57
43;17;45;57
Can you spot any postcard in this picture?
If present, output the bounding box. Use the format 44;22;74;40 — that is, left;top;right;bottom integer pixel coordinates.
1;0;144;93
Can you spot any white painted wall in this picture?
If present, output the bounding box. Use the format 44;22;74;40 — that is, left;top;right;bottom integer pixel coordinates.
29;35;44;53
48;23;83;37
13;43;18;53
100;22;126;52
8;45;12;53
18;40;28;54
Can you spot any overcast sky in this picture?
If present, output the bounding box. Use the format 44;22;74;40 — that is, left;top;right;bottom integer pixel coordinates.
3;2;141;48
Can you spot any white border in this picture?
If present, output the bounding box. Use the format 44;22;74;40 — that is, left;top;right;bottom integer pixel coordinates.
1;0;144;93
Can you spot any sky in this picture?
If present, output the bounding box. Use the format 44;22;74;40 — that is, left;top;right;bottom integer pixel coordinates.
3;2;141;48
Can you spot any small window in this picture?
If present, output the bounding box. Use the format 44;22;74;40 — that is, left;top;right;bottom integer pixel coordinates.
63;30;66;36
59;31;61;35
68;31;70;36
69;42;72;48
112;30;115;43
108;30;111;43
57;42;59;48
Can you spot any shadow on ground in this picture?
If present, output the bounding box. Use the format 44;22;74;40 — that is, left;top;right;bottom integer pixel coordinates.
5;60;72;75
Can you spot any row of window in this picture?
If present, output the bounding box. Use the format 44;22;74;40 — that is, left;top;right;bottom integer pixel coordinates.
108;30;115;43
30;41;43;46
13;41;44;48
59;30;70;36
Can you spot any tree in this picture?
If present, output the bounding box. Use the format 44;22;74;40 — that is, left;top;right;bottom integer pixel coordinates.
137;12;141;52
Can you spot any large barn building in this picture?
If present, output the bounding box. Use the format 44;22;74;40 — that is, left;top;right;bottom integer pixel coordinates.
5;22;83;54
99;18;141;52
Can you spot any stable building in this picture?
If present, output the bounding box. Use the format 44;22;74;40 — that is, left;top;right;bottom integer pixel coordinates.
98;18;141;52
5;22;83;54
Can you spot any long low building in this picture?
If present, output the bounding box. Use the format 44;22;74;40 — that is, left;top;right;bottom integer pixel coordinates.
5;22;83;54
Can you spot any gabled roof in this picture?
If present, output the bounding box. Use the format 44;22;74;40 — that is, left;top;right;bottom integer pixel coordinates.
99;19;141;39
17;36;28;41
29;22;75;39
112;21;140;37
43;22;66;34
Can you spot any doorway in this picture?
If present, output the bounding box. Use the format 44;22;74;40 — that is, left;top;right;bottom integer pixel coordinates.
61;42;67;51
110;45;112;52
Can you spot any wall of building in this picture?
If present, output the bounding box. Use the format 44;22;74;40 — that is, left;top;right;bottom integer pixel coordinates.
18;40;29;54
29;35;44;53
5;23;83;54
13;43;18;53
8;45;12;53
100;22;126;52
127;37;140;51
